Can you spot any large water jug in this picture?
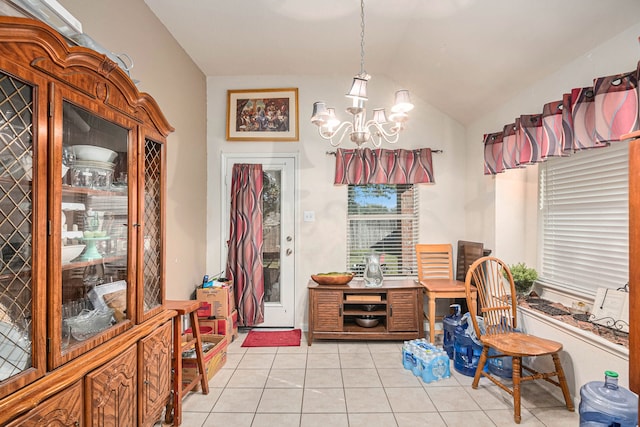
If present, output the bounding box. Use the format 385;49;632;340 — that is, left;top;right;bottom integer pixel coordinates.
579;371;638;427
453;313;485;377
442;304;461;359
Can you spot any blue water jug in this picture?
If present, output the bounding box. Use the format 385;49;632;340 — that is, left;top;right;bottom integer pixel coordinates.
443;304;462;359
579;371;638;427
453;313;485;377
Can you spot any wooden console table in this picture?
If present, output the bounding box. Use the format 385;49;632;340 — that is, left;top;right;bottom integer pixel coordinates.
307;278;424;345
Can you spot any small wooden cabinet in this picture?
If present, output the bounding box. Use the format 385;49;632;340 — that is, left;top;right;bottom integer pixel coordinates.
308;278;424;344
139;320;172;427
86;345;138;426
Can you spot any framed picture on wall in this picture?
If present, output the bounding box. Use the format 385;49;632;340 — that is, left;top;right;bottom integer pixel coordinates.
226;88;299;141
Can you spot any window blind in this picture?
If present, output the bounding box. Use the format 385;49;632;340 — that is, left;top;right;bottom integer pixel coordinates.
539;141;629;294
347;184;419;276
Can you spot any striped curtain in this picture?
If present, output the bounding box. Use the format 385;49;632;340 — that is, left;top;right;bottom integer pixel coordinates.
226;164;264;326
334;148;435;185
483;66;639;175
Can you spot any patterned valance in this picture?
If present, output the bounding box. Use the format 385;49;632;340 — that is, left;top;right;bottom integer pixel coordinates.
484;65;638;175
334;148;435;185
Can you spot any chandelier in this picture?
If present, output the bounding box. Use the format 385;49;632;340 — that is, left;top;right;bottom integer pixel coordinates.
310;0;413;148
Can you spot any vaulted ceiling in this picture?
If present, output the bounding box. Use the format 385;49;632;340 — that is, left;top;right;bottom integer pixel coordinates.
145;0;640;125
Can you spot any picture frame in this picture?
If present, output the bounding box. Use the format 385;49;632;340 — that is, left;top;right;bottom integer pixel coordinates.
226;88;299;141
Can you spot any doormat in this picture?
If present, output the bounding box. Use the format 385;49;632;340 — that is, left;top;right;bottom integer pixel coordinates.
241;328;301;347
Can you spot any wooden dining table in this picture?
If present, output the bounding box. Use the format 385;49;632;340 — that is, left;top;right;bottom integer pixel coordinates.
418;278;477;343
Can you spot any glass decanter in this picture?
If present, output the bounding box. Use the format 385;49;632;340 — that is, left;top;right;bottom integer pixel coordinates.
363;253;383;287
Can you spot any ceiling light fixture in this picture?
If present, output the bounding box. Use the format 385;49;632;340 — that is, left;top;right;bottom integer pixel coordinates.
310;0;413;148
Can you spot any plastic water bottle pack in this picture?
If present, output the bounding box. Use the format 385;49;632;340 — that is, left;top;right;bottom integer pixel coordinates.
402;338;451;384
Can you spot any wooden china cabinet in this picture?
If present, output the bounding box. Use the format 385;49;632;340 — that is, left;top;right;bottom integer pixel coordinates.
0;16;176;426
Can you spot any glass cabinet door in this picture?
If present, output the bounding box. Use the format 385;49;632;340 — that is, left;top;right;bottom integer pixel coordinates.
140;138;164;321
0;71;36;385
55;99;133;366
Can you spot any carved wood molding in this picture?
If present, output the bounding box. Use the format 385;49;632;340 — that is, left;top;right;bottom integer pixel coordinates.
0;16;173;137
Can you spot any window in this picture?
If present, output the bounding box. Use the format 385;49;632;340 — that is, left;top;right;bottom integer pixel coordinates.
347;184;419;276
538;141;629;294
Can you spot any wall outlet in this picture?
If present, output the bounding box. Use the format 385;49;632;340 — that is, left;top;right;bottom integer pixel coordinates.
303;211;315;222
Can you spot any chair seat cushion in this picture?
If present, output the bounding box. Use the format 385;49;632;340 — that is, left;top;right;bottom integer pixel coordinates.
481;332;562;356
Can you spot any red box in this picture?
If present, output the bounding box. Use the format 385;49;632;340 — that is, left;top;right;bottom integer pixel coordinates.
182;334;227;386
196;282;235;318
200;309;238;343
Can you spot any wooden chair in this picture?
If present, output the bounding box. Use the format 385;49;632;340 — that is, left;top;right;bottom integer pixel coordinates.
464;256;574;424
416;244;475;343
416;243;454;280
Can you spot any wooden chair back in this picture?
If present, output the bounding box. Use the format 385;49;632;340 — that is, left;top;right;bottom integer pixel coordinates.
415;244;454;280
465;256;518;338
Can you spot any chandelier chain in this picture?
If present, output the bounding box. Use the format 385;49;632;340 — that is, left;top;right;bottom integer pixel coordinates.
359;0;366;76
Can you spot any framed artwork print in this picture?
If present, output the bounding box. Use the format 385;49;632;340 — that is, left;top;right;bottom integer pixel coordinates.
226;88;299;141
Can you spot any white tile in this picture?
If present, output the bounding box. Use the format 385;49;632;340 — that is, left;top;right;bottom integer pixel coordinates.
237;353;275;369
338;342;366;353
307;341;339;353
395;412;447;427
306;352;340;369
424;386;481;412
266;368;305;388
348;412;398;427
272;353;307;369
300;413;348;427
201;412;254;427
209;369;234;388
340;352;375;368
251;413;300;426
385;387;437;412
377;368;423;388
175;411;209;426
344;388;391;413
223;352;243;369
302;388;346;413
226;369;270;388
529;407;580;426
371;351;403;368
367;341;402;353
485;408;546;426
211;388;263;413
182;388;223;413
439;410;496;426
305;368;343;388
341;368;382;388
257;388;304;413
276;344;308;354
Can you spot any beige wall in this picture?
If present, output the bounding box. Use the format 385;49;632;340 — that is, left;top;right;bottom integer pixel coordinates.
206;74;467;329
59;0;207;299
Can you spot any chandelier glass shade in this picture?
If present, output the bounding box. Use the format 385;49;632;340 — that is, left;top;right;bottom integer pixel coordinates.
310;0;413;148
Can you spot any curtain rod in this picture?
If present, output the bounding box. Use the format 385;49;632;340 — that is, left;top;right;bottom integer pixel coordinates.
326;149;443;156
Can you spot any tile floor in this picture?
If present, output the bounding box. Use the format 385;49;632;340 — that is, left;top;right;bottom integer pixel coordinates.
174;330;579;427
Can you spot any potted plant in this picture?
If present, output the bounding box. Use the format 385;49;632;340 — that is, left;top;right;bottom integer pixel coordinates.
507;262;538;297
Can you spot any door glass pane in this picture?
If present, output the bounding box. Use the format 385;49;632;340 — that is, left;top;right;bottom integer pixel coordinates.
143;138;162;312
61;101;128;351
0;72;33;380
262;170;280;303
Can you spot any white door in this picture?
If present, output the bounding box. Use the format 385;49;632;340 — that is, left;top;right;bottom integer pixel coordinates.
222;154;296;327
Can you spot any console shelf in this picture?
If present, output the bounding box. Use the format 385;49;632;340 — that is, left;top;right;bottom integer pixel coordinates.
307;278;424;345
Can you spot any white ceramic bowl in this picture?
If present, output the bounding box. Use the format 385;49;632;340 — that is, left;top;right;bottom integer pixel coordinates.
72;145;117;163
62;244;85;264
